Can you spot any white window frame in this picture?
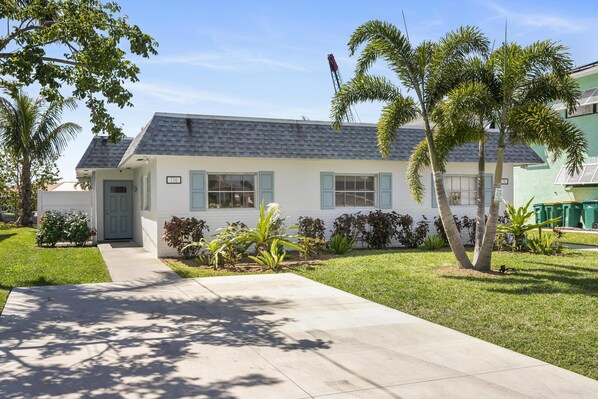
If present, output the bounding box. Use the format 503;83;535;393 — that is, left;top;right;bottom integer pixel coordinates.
334;174;376;208
444;174;477;206
207;173;257;209
141;174;150;211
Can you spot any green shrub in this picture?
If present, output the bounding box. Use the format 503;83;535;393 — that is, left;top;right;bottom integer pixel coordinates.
361;210;401;249
498;198;560;251
331;213;367;242
162;217;209;258
64;211;94;246
396;214;429;248
328;234;355;255
36;211;66;247
422;234;446;250
297;216;326;257
526;231;563;255
249;239;287;271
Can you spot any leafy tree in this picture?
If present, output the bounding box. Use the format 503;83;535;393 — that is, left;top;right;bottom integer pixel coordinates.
408;41;586;270
0;90;80;226
0;150;60;217
331;21;489;268
0;0;158;142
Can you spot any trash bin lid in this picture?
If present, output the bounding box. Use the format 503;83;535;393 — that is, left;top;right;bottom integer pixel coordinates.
544;202;562;204
562;200;582;204
582;199;598;204
533;203;545;206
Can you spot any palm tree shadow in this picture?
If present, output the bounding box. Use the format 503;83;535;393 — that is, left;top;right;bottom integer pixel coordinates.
0;279;331;398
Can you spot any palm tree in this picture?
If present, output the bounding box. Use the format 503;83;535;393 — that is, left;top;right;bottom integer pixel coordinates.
407;41;586;270
0;91;81;226
331;21;489;268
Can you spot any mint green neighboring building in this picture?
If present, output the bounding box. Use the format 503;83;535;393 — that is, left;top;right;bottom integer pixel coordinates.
514;62;598;227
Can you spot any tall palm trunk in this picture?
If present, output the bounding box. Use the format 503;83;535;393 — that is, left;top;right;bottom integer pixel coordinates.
473;139;485;263
475;131;505;270
16;155;33;227
424;120;473;269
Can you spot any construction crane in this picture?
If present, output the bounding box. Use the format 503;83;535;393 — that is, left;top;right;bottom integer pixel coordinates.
327;53;359;123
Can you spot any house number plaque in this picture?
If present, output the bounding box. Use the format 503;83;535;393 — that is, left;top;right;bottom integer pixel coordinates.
166;176;182;184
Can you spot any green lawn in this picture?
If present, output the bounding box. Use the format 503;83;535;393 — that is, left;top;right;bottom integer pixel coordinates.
560;231;598;246
166;248;598;380
0;226;111;312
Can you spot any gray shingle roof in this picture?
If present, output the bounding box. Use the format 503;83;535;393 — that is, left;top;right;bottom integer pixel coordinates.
119;113;543;165
77;113;543;169
76;136;134;169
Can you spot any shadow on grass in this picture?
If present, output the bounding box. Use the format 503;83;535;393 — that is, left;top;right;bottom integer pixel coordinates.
0;232;16;243
0;279;332;398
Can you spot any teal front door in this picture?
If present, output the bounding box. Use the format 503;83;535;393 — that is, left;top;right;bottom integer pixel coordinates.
104;181;133;240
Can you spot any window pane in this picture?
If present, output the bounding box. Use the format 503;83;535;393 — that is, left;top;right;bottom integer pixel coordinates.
230;175;243;191
335;192;345;207
110;186;127;193
345;177;355;190
449;192;461;206
444;177;451;190
355;193;366;206
335;176;345;191
208;193;218;208
365;192;375;206
232;192;243;207
220;192;233;208
461;177;470;191
345;192;356;206
208;175;220;190
244;193;255;208
356;176;366;191
365;176;374;191
244;176;255;191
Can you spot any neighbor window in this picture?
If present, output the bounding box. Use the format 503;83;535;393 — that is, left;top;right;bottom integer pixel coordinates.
444;175;477;206
335;175;375;207
208;174;255;208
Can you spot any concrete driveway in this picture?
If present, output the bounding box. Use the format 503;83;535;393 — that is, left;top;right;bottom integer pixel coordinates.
1;274;596;398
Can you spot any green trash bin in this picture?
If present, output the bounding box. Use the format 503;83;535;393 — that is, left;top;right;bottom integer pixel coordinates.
562;201;583;228
533;203;546;224
582;200;598;230
544;202;563;227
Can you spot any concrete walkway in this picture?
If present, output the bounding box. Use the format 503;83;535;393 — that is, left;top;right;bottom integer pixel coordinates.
1;274;596;398
98;242;180;282
564;243;598;251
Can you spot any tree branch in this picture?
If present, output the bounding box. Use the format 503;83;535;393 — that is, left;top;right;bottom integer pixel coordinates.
0;53;80;66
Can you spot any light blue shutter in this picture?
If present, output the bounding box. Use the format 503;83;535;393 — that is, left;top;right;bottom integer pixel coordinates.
259;171;274;205
147;173;151;211
190;170;206;211
431;174;437;208
378;172;392;209
484;173;494;206
321;172;335;209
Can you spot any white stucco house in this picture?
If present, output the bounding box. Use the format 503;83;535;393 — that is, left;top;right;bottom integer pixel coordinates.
75;113;542;257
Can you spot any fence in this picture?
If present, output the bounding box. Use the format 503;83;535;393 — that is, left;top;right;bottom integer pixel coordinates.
37;189;93;220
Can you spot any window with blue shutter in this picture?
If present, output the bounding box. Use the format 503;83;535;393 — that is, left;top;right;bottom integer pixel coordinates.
378;172;392;209
321;172;335;209
259;171;274;205
190;170;206;211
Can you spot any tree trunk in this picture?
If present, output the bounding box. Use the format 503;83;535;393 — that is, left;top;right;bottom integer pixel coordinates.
473;139;485;264
432;170;473;268
475;133;505;271
16;157;33;227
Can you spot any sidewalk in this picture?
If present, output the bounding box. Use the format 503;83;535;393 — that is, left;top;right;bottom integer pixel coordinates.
98;242;180;282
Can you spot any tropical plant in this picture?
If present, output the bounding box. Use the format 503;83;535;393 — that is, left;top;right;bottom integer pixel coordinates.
497;198;560;251
0;0;158;142
526;231;562;255
331;212;367;242
407;39;586;270
422;234;446;250
360;210;401;249
0;91;81;226
162;217;209;258
249;239;287;271
238;203;302;253
328;234;356;255
331;21;490;268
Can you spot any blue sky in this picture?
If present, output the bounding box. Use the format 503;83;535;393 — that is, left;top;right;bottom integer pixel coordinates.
43;0;598;180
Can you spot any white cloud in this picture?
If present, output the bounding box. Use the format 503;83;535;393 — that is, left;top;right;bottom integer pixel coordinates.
147;51;309;72
483;1;588;33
